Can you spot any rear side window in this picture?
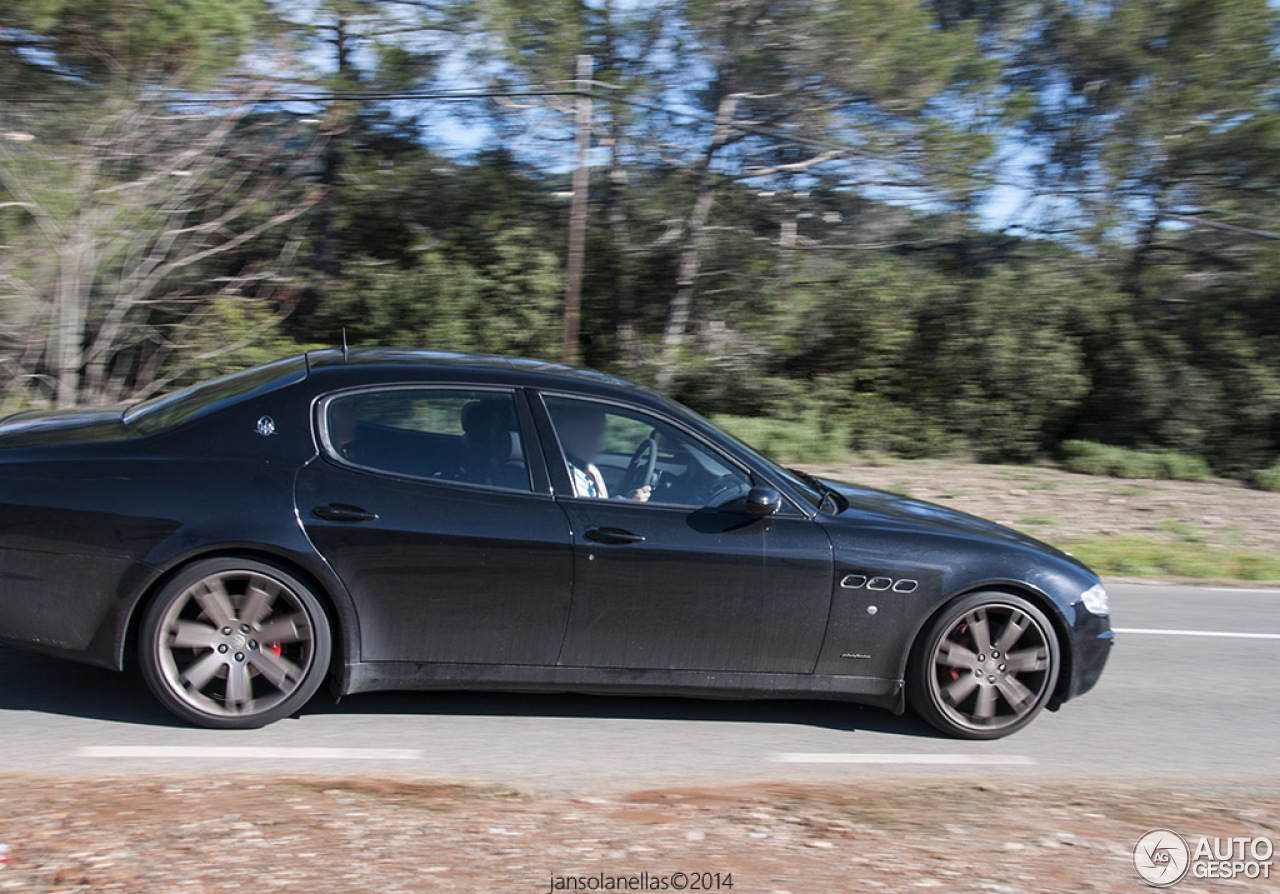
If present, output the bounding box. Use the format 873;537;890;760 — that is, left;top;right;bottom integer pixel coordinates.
322;389;530;491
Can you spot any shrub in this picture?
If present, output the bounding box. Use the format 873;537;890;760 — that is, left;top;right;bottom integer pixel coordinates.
711;413;850;465
1254;461;1280;492
1059;440;1211;481
843;393;958;459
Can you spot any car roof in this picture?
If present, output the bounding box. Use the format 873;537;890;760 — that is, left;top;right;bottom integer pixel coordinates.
304;348;651;394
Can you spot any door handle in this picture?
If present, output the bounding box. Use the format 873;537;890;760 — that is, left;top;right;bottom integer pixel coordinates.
312;503;379;522
585;526;646;545
584;526;646;545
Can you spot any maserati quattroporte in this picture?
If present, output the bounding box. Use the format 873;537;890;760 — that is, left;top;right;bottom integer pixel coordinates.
0;350;1112;737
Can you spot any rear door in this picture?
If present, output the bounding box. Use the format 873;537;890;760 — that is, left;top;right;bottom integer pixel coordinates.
295;386;573;665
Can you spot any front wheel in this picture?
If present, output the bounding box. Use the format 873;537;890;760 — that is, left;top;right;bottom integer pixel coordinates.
907;592;1060;740
139;558;332;729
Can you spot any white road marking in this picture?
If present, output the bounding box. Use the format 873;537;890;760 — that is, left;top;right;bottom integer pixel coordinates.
1200;588;1280;595
78;746;422;760
768;753;1036;766
1114;627;1280;640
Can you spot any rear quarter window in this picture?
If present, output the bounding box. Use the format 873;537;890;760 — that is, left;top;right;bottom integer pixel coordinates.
123;357;308;435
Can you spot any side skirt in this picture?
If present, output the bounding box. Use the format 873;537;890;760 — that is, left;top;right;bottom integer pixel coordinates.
341;661;906;714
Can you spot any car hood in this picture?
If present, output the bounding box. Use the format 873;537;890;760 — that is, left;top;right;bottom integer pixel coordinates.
0;406;132;448
819;477;1087;568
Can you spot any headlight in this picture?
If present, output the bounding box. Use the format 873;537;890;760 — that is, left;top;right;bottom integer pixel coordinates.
1080;582;1109;616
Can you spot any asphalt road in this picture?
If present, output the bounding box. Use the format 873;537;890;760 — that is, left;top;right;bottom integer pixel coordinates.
1;583;1277;793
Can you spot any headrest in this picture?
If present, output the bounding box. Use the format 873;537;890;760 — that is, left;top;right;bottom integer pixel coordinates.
461;400;514;460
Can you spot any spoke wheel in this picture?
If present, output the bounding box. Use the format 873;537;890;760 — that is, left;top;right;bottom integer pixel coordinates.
908;592;1059;740
140;559;331;729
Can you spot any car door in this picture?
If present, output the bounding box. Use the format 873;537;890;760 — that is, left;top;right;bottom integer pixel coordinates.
295;385;574;665
537;393;834;674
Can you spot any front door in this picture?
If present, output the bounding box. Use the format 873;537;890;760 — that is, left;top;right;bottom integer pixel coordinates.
296;386;573;665
539;395;833;674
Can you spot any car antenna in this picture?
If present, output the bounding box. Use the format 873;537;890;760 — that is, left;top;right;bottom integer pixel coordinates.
341;328;348;362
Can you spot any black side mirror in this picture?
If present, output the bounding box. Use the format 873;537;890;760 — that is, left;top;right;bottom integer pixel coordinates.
744;486;781;518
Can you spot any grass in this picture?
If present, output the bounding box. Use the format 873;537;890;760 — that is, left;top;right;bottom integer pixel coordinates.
1020;514;1061;527
1064;536;1280;581
1060;440;1212;481
1157;518;1204;543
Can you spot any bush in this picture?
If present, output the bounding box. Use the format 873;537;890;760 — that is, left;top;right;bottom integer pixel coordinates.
1059;440;1212;481
843;393;958;459
1254;461;1280;492
710;413;850;465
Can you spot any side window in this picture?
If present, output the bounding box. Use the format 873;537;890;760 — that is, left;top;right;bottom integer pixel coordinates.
544;396;751;509
323;389;530;491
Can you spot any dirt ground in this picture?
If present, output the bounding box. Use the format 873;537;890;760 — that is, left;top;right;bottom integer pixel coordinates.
0;776;1276;893
795;459;1280;577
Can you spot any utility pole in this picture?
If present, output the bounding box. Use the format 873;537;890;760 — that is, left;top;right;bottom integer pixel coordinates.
561;54;592;366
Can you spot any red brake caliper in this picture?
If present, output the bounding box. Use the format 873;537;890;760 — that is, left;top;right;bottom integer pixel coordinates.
948;623;969;681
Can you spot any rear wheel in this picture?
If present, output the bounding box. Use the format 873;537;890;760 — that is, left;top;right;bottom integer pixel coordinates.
907;592;1059;740
139;558;331;729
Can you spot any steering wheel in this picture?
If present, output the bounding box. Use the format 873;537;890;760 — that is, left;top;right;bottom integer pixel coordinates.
619;437;659;495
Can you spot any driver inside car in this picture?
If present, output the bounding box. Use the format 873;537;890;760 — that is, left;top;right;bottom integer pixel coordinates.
551;403;651;502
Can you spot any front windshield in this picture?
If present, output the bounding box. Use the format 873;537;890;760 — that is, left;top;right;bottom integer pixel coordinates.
124;356;307;435
656;398;829;511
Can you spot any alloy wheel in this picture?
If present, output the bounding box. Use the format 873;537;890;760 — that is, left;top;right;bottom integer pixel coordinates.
926;601;1055;734
153;569;317;718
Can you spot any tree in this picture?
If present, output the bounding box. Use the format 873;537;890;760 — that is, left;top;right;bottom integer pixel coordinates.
0;90;323;408
1;0;268;92
649;0;1002;389
469;0;680;365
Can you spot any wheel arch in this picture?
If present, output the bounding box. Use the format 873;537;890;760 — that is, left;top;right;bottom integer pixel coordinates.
122;546;357;689
901;580;1074;709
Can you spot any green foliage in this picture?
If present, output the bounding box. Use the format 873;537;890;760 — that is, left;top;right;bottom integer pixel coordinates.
1;0;268;86
929;265;1090;462
709;413;850;465
309;225;563;359
1064;537;1280;582
1060;441;1212;481
164;299;322;391
1254;461;1280;493
843;394;958;460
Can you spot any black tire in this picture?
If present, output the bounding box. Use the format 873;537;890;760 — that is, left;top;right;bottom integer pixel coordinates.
907;591;1060;740
139;558;332;729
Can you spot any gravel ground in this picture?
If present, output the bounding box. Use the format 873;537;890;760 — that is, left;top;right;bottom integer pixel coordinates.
0;776;1276;893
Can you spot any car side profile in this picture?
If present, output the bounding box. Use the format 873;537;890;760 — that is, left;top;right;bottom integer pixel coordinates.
0;349;1113;738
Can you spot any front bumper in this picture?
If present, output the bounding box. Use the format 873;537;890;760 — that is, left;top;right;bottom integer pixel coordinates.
1053;607;1114;707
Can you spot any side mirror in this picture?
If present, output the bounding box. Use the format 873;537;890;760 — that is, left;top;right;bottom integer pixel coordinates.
744;486;781;518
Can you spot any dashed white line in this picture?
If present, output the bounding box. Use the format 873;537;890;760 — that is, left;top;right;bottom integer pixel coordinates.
768;753;1036;766
1114;627;1280;640
78;746;422;760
